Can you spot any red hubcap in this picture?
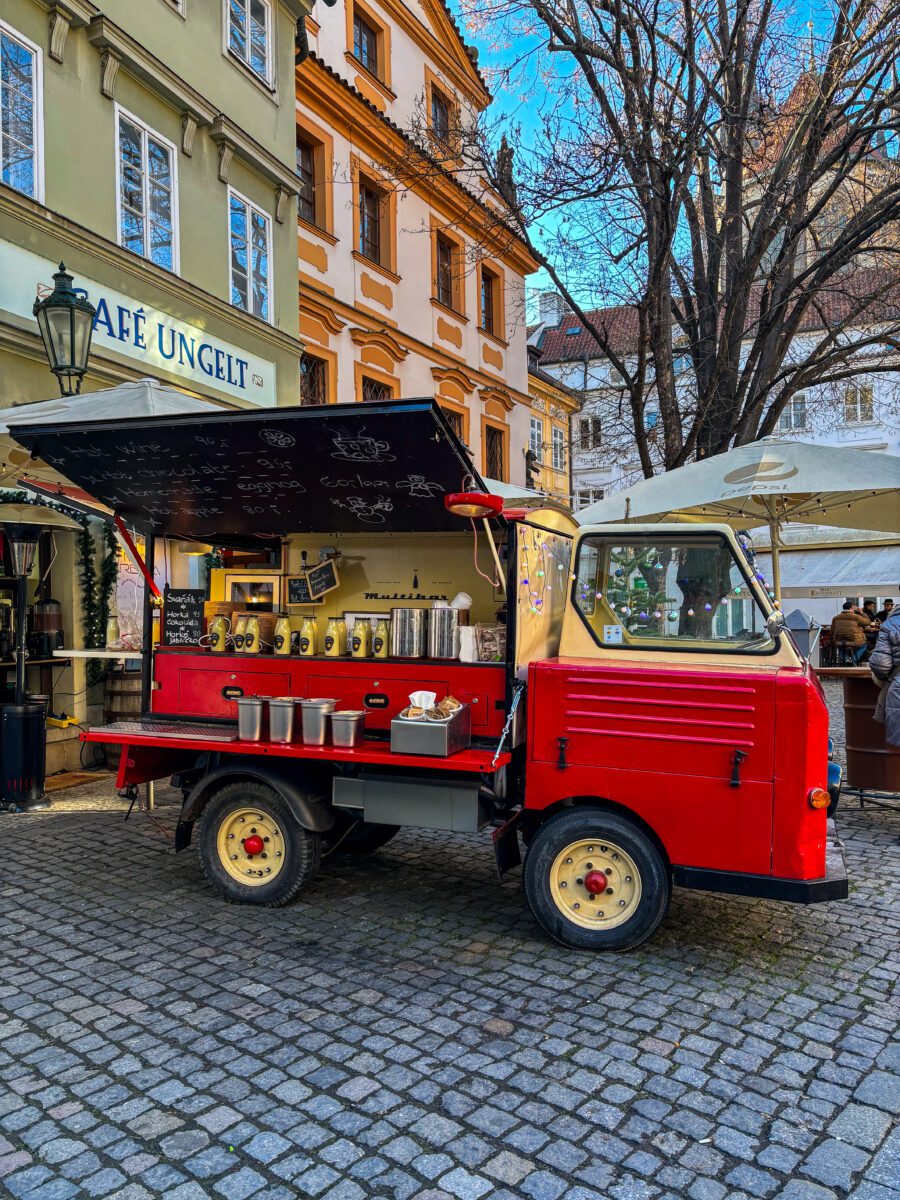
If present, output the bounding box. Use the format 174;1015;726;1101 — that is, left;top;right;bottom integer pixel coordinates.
243;834;264;856
583;870;609;895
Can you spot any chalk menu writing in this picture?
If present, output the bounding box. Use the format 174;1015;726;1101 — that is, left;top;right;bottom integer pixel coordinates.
286;574;313;604
161;588;206;646
14;405;481;539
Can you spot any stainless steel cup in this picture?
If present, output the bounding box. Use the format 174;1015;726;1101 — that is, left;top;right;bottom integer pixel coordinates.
269;697;299;744
300;698;337;745
236;696;266;741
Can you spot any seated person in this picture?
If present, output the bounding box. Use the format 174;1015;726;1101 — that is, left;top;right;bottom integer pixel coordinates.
876;598;894;623
862;600;880;628
830;602;872;663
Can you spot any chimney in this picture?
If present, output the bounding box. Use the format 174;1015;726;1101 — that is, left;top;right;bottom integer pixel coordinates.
538;290;568;327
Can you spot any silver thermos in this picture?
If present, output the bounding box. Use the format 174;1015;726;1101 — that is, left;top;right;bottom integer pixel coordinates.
427;607;460;659
390;607;428;657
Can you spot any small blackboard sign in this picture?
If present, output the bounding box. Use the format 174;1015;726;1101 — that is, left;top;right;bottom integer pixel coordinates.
162;587;206;646
286;561;340;605
286;574;314;605
308;559;340;598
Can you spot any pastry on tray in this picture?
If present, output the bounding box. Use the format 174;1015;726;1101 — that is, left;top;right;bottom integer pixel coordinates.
425;706;450;721
400;705;425;720
438;695;461;715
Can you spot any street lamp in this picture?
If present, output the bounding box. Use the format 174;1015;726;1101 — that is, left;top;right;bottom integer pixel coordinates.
32;263;96;397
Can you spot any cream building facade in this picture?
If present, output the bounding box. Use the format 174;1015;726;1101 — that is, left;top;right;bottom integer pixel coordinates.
296;0;538;483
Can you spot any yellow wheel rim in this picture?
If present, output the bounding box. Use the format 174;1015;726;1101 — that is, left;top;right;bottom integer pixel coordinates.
216;806;286;887
549;838;642;930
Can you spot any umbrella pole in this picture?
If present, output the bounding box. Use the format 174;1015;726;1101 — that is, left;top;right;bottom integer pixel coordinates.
768;520;782;605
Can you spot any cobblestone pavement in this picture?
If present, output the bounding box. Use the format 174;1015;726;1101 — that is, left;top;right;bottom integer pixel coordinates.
1;722;898;1199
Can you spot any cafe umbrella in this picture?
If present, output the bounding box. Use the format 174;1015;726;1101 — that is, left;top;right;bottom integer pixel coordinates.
577;438;900;600
0;377;225;492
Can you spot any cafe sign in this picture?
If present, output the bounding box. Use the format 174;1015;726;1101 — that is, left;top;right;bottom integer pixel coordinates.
1;241;276;406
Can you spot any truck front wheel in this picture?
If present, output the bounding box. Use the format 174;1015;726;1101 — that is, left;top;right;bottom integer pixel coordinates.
524;808;670;951
198;781;321;906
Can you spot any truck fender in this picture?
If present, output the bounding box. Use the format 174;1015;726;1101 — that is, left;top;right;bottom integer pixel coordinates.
175;762;335;852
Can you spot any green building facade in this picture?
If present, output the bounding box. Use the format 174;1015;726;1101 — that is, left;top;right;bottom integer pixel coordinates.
0;0;311;769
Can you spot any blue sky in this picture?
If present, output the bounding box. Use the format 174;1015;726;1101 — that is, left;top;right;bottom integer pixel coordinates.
451;1;837;315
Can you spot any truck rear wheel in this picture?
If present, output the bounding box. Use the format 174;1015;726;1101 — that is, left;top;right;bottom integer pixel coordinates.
524;808;670;951
198;781;321;906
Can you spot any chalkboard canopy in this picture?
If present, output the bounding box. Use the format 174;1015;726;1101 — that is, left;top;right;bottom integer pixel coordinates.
162;587;206;646
11;400;494;542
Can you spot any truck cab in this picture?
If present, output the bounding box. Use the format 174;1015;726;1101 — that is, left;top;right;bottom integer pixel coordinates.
518;522;844;949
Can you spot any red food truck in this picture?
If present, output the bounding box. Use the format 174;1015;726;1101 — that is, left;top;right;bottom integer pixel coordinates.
13;399;847;950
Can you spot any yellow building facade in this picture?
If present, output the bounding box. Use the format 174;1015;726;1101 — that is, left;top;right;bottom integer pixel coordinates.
295;0;538;484
527;348;577;505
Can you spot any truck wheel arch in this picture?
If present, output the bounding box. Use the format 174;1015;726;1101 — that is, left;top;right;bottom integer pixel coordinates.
525;795;671;869
176;762;335;851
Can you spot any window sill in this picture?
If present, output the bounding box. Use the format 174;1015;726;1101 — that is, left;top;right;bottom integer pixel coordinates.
352;249;400;283
345;53;395;101
298;215;338;245
431;297;468;323
479;326;507;348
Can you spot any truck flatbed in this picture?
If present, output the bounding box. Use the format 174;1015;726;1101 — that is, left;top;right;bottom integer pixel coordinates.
84;721;512;774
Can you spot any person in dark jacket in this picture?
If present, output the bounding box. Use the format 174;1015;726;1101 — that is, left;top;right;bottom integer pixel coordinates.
875;598;894;623
830;602;872;664
869;610;900;747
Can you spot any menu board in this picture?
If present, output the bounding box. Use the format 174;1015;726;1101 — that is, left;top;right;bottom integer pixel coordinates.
286;561;339;604
161;588;206;646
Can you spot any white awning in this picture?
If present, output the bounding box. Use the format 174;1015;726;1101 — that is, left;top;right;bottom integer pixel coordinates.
756;545;898;599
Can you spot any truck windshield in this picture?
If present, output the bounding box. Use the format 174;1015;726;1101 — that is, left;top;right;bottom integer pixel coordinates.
573;533;776;653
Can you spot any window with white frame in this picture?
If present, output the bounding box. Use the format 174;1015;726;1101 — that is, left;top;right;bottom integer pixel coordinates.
228;189;271;321
579;416;602;450
844;384;874;424
552;427;566;471
576;487;605;510
227;0;272;85
777;393;807;432
116;108;178;271
529;416;543;462
0;20;42;200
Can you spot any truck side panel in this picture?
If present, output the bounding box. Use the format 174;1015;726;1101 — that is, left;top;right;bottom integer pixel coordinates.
526;658;777;876
772;666;829;879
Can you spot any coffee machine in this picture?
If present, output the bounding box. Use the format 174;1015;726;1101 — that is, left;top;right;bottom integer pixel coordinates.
28;598;64;660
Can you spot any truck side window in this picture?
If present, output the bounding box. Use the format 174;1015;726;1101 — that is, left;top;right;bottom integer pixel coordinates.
573;534;776;653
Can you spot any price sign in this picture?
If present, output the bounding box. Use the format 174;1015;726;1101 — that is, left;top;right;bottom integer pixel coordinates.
161;588;206;646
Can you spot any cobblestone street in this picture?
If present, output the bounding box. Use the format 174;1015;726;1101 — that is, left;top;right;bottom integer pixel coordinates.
0;691;898;1200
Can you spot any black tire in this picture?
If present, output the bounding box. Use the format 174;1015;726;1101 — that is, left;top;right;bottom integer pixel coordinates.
827;792;840;819
324;817;401;858
198;780;321;906
524;807;670;951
